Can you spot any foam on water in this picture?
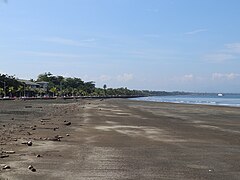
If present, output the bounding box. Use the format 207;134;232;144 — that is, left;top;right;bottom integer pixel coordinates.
131;94;240;107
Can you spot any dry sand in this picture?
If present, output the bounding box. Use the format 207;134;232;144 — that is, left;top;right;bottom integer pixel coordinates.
0;98;240;180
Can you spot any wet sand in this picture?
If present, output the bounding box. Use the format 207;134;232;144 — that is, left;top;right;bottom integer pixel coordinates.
0;98;240;180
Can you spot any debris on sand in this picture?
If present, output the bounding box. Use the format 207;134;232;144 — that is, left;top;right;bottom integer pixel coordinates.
28;165;36;172
48;135;63;141
22;141;33;146
57;135;63;139
25;106;32;108
0;154;9;158
42;118;51;121
2;165;11;170
2;150;15;154
27;141;33;146
53;127;59;131
64;121;71;126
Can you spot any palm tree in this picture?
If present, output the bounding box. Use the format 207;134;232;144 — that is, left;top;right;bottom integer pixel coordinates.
79;89;87;96
72;88;78;96
8;86;15;97
0;88;4;97
103;84;107;96
49;87;57;97
17;85;24;97
25;86;30;97
37;88;45;97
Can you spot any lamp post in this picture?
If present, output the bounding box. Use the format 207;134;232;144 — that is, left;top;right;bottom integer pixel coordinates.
24;83;26;97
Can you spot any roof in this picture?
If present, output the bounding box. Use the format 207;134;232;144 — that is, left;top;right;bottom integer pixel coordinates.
36;81;49;84
18;79;40;86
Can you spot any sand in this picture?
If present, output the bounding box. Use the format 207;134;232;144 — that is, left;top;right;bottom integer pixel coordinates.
0;98;240;180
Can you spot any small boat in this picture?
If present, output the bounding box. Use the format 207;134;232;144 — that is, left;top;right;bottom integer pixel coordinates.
217;93;223;97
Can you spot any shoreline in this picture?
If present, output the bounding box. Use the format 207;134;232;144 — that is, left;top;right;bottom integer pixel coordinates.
1;95;240;109
1;98;240;179
0;95;145;101
131;98;240;108
130;95;240;108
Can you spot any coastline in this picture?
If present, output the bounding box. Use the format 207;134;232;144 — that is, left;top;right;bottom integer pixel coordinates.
131;98;240;109
1;98;240;179
131;94;240;108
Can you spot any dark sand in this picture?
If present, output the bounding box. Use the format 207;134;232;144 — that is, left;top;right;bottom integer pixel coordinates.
0;99;240;180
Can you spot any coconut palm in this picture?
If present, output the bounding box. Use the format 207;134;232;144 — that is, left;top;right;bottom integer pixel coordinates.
49;87;57;97
17;85;24;97
0;87;4;97
8;86;15;97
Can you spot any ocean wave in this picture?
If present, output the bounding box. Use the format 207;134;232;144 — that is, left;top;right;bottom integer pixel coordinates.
132;95;240;107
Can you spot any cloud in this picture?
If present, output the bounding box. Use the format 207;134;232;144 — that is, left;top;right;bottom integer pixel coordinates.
42;37;81;46
98;75;112;82
185;29;207;35
204;42;240;63
172;74;194;82
94;73;133;82
182;74;194;81
41;37;96;47
225;43;240;53
212;73;240;80
117;73;133;82
20;51;82;58
171;74;207;83
204;53;235;63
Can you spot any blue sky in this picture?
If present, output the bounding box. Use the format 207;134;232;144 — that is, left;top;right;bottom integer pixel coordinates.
0;0;240;93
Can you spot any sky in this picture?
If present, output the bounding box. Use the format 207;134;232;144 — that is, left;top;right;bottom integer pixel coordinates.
0;0;240;93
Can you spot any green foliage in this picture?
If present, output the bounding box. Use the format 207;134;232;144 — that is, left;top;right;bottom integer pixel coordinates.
0;72;148;98
0;88;4;97
0;73;23;97
49;87;58;96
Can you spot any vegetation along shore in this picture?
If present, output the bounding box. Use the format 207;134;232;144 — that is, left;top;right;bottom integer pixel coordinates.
0;72;188;100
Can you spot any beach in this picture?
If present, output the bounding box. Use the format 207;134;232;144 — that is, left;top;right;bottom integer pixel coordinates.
0;98;240;180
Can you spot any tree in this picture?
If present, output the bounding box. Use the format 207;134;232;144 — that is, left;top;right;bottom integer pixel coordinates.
103;84;107;96
25;86;34;97
37;88;45;97
17;85;24;97
0;88;4;97
49;87;57;97
83;81;95;95
8;86;15;97
78;89;86;96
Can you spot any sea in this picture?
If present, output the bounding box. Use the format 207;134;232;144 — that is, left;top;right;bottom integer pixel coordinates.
132;94;240;107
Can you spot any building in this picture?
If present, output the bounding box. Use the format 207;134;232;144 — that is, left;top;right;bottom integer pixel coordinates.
18;79;40;89
36;81;49;91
